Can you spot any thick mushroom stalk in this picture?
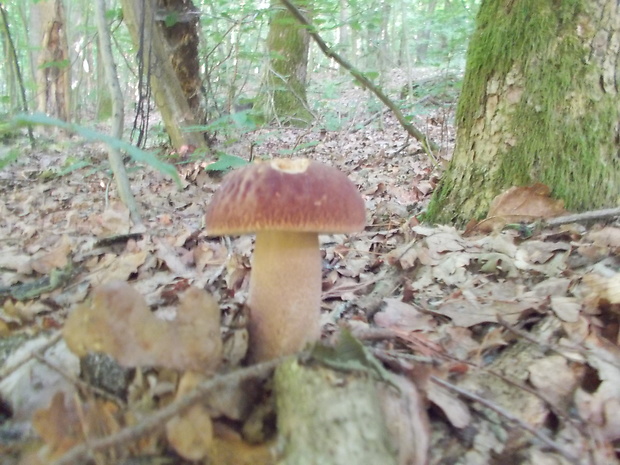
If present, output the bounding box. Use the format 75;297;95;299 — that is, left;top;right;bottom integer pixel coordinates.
248;231;321;362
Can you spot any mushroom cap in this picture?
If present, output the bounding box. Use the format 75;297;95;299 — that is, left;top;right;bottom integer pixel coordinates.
205;158;365;235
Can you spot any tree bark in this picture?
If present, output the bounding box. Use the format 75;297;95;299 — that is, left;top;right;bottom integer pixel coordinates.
30;0;71;121
257;1;313;127
159;0;206;122
426;0;620;226
95;0;142;225
119;0;207;150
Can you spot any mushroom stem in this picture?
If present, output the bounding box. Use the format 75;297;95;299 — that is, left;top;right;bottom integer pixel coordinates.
247;230;322;362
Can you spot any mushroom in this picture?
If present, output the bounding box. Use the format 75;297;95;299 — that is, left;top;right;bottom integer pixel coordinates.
205;158;365;362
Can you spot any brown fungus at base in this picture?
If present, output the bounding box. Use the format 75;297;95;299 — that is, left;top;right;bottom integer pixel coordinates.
205;158;365;362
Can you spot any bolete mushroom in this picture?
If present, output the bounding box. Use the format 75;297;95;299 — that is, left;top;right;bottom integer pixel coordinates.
205;158;365;362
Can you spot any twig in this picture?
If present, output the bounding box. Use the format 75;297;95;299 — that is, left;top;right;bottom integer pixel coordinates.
32;352;126;408
544;207;620;227
430;375;580;464
50;357;286;465
0;332;62;380
278;0;439;161
430;375;580;465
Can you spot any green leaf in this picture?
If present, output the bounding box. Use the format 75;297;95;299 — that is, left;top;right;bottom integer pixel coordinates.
57;160;93;176
205;153;249;172
164;12;179;27
0;148;19;170
278;140;319;155
12;113;182;187
38;59;70;70
310;330;400;389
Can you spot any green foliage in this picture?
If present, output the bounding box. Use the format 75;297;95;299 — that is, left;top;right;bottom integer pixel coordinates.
0;148;19;170
185;109;258;139
164;12;179;27
37;59;70;70
205;152;249;172
278;140;319;156
10;113;182;186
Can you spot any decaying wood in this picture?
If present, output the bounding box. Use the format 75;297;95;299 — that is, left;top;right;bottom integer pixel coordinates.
274;358;428;465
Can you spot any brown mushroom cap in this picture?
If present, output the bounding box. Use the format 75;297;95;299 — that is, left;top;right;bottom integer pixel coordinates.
205;158;365;235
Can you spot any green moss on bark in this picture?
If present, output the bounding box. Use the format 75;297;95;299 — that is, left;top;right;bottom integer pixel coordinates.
257;4;313;126
426;0;620;225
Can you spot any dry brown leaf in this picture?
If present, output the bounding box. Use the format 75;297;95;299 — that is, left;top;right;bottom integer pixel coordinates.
155;237;190;276
515;240;571;265
528;355;579;407
478;184;566;232
63;281;223;371
374;298;436;332
28;236;72;274
385;242;418;269
166;372;214;460
488;183;566;218
210;422;275;465
32;392;120;461
426;383;471;428
93;201;131;236
582;272;620;305
378;375;430;465
0;248;33;275
32;392;84;459
434;283;542;327
89;251;148;285
588;226;620;250
194;241;228;271
576;334;620;441
550;296;581;322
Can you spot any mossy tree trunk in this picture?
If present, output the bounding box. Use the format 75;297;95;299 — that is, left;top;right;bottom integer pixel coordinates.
426;0;620;226
257;0;313;127
120;0;207;150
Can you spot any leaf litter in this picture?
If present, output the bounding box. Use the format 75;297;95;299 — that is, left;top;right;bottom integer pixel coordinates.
0;109;619;464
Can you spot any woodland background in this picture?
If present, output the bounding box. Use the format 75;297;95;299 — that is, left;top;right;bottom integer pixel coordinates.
1;1;620;465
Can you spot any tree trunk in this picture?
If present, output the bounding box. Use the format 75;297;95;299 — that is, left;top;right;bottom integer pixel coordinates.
95;0;142;225
159;0;206;123
415;0;437;63
30;0;71;121
257;0;313;127
426;0;620;226
119;0;207;150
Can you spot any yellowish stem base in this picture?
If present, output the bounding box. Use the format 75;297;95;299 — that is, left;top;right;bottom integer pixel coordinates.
247;231;321;362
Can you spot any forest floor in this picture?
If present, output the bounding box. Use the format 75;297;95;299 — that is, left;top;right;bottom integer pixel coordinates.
0;76;619;465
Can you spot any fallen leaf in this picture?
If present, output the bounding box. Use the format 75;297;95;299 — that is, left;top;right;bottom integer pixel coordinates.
0;335;79;422
93;201;131;236
166;372;214;461
89;251;148;285
63;281;223;371
478;184;566;232
434;282;542;327
576;334;620;441
528;355;579;407
28;235;72;274
374;298;436;332
33;392;120;461
427;382;471;428
550;296;581;322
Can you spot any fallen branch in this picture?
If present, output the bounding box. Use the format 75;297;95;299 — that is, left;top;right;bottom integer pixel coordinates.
278;0;439;162
430;376;580;464
544;206;620;227
50;357;286;465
